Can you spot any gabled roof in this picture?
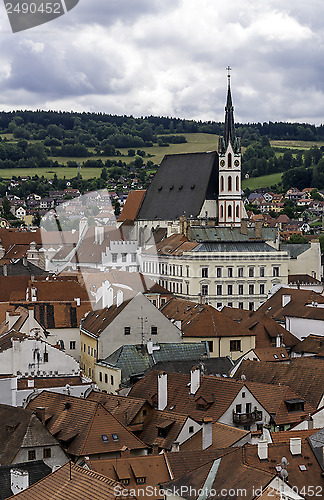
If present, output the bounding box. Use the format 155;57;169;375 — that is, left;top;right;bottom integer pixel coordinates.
128;371;314;425
6;462;136;500
222;307;298;348
160;297;254;339
0;259;47;277
87;454;171;499
257;287;324;322
99;342;209;386
26;391;147;457
180;421;249;451
293;334;324;356
145;234;198;256
81;300;132;338
85;391;149;426
117;190;146;222
235;358;324;408
0;405;59;466
138;408;191;450
136;151;219;220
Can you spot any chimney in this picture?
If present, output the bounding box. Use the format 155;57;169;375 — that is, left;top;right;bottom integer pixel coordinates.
282;294;291;308
94;225;104;245
10;469;29;495
3;263;8;276
202;417;213;450
158;372;167;411
35;407;46;425
255;220;262;239
116;289;124;307
307;415;314;430
276;335;281;348
102;282;113;309
121;446;131;457
22;256;28;267
240;219;248;235
290;437;302;455
190;366;200;395
171;442;180;453
258;439;268;460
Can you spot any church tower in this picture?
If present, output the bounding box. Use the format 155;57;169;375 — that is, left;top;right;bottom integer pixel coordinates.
218;68;242;227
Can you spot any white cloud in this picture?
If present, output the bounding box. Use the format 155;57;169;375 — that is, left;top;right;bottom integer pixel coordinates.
0;0;323;123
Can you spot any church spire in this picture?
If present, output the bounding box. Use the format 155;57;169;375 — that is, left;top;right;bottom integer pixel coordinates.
219;67;240;154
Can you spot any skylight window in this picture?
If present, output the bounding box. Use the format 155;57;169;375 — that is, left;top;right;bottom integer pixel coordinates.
112;433;118;441
102;434;108;442
299;465;307;471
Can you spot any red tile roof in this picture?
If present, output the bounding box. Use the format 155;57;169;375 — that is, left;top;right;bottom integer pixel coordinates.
118;190;146;222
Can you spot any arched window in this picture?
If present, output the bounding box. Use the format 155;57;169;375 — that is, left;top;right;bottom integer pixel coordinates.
220;205;224;219
236;176;239;191
220;176;224;192
236;205;239;218
228;153;232;168
228;176;232;192
228;205;232;218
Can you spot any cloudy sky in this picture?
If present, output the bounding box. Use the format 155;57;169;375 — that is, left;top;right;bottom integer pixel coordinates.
1;0;324;125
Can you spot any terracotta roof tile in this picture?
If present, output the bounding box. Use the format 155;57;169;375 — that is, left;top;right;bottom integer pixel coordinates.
26;391;148;457
179;422;249;451
118;190;146;222
7;462;136;500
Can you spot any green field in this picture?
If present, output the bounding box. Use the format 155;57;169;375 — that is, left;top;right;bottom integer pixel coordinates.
0;133;219;180
270;140;324;149
242;172;283;190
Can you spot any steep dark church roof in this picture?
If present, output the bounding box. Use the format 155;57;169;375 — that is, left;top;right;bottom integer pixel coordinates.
136;151;219;220
218;72;241;155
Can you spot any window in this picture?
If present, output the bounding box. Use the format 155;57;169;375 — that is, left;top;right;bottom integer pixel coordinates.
227;285;233;295
216;303;222;309
238;267;243;277
201;267;208;278
88;346;90;354
136;477;146;485
246;403;252;413
83;344;85;352
99;372;102;382
228;176;232;191
273;266;279;277
112;253;117;263
70;341;76;350
242;392;245;398
236;176;239;191
248;267;254;277
102;434;108;442
105;373;108;384
43;448;51;459
201;284;208;296
249;302;254;311
228;153;232;168
28;450;36;461
151;326;158;335
230;340;241;352
260;284;265;295
112;433;118;441
249;284;254;295
43;352;48;363
161;298;166;306
216;285;222;296
216;267;222;278
121;479;130;486
260;267;265;277
91;347;93;356
238;302;244;309
238;284;244;295
124;326;131;335
228;205;232;217
236;205;239;217
122;253;127;262
235;404;242;413
207;341;214;353
111;375;114;385
220;176;224;191
228;302;233;307
131;253;137;262
227;267;233;278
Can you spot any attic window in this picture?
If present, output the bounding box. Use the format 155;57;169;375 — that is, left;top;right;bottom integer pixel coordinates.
281;353;286;358
158;186;162;191
121;479;130;485
273;354;278;359
136;477;146;485
179;185;183;190
102;434;109;442
112;433;118;441
191;185;195;189
169;186;174;190
299;465;307;471
285;399;305;412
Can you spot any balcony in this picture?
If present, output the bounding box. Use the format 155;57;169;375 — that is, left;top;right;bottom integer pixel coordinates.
233;410;263;425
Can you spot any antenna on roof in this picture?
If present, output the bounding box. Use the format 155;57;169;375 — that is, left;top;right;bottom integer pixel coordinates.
277;457;289;482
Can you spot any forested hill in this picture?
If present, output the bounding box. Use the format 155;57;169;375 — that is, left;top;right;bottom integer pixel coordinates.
0;110;323;144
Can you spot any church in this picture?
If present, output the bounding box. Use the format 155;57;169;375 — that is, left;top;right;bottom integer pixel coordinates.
119;73;321;310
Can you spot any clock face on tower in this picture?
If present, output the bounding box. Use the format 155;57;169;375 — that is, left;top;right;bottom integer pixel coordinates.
220;160;225;167
234;160;240;167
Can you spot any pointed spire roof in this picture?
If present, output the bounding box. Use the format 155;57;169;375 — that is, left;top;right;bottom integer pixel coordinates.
219;67;241;154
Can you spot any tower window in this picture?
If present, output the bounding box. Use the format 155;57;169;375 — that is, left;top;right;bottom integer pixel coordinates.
228;152;232;168
228;176;232;191
236;205;239;218
220;205;224;218
228;205;232;217
220;176;224;192
236;176;239;191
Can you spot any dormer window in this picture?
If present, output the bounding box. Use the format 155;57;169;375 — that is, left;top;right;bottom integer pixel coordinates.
136;477;146;485
285;399;305;412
